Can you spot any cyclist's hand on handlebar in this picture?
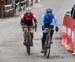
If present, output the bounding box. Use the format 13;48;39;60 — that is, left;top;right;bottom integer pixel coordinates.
55;27;59;32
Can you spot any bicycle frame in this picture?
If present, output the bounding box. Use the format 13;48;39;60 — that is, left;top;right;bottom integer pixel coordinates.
24;26;35;46
26;27;31;45
44;27;52;58
24;26;34;55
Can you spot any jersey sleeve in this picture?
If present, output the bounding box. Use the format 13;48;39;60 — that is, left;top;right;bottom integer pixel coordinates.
41;12;46;26
52;12;59;27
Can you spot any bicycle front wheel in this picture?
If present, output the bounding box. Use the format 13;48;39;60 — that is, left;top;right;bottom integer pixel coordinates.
26;32;31;55
44;35;51;58
46;44;51;58
27;45;30;55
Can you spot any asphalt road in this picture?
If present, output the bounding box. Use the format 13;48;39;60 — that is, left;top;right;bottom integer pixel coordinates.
0;0;75;62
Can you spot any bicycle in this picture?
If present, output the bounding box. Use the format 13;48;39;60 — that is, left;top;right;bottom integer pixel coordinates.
43;27;54;58
24;26;35;55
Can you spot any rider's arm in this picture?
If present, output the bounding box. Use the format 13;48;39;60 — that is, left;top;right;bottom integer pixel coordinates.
33;14;38;29
52;12;59;27
33;14;37;32
20;18;25;26
52;12;59;31
20;14;26;27
33;14;37;24
41;13;45;27
41;13;46;31
34;18;37;24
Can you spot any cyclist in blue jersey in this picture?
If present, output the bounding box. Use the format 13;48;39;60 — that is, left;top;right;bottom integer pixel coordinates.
41;8;59;53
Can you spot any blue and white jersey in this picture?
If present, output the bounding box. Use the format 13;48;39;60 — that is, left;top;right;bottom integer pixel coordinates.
41;11;59;33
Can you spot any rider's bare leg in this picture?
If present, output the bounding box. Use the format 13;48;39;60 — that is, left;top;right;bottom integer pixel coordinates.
24;28;27;41
30;28;34;46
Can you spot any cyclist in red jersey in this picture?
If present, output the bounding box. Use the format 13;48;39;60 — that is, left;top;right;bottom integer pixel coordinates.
20;7;37;46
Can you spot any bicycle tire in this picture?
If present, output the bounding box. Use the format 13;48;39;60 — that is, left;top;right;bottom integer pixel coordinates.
44;34;49;56
46;43;51;58
27;45;30;55
26;32;31;55
44;49;47;56
44;34;51;58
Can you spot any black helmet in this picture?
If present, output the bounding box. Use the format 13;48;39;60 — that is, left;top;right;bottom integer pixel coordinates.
46;8;52;14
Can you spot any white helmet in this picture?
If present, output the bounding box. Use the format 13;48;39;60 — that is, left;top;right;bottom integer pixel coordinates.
25;7;31;13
